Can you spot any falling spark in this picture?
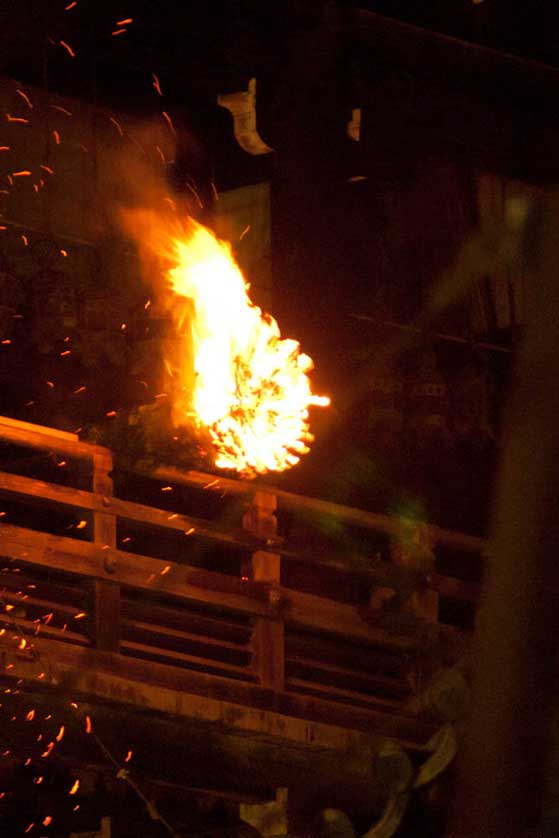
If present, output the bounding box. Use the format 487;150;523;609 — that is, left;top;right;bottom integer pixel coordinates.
6;114;29;124
53;130;60;145
2;339;11;345
57;460;67;467
154;145;165;164
76;520;87;529
85;715;92;733
55;725;65;742
26;710;35;721
60;249;67;257
50;104;72;116
109;116;124;136
73;386;86;394
43;817;53;827
60;350;71;356
184;527;195;536
0;146;10;151
239;225;251;240
16;89;33;109
152;73;162;95
105;410;117;417
39;165;53;174
112;28;127;36
161;486;173;492
73;612;86;620
69;779;80;795
12;170;31;177
24;823;34;834
65;0;77;8
161;111;176;135
144;299;152;309
59;40;76;58
18;638;27;650
116;18;133;25
41;741;55;758
125;749;133;762
160;565;171;576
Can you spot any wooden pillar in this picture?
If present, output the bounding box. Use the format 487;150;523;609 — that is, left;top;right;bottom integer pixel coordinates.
91;452;120;653
244;491;284;691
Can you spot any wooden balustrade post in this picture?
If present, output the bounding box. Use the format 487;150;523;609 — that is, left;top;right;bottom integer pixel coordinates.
244;491;284;691
91;452;120;653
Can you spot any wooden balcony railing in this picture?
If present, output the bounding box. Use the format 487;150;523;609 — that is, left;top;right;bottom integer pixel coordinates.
0;415;484;751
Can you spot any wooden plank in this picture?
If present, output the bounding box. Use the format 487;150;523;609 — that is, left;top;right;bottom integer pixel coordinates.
429;572;481;603
121;639;254;678
0;421;109;460
0;523;274;619
151;466;487;554
120;617;250;653
0;470;268;553
285;656;411;698
0;616;89;647
0;591;84;618
0;415;78;441
0;633;437;748
281;587;421;651
286;677;403;712
285;631;409;676
120;597;251;642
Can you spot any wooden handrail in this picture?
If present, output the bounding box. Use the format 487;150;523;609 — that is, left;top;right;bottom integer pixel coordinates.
151;466;488;555
0;414;479;710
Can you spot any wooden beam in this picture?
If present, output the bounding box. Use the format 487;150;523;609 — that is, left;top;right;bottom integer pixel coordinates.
0;415;78;441
0;634;437;749
151;466;487;555
0;420;109;460
0;680;407;817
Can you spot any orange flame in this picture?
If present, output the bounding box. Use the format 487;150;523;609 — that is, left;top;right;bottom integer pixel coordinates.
165;219;329;476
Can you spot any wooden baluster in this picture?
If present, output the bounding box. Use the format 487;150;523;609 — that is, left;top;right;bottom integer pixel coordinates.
244;491;284;691
91;452;120;652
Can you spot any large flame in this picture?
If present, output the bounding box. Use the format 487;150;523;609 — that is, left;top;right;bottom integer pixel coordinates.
165;219;329;476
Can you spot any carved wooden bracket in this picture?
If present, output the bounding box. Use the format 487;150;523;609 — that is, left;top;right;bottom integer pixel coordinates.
218;78;274;156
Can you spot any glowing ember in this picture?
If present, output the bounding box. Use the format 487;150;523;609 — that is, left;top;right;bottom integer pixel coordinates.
165;219;330;476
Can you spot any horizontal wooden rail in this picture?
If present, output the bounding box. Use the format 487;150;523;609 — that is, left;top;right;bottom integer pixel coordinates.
0;417;109;461
151;466;488;555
